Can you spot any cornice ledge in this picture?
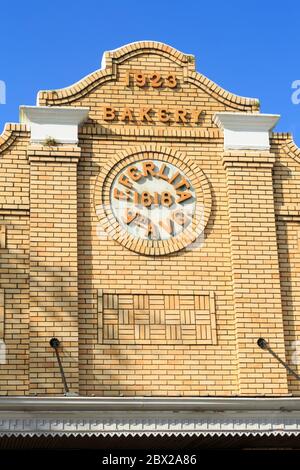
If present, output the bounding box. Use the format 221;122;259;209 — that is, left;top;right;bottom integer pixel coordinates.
213;112;280;151
20;106;89;144
222;150;276;168
27;144;81;163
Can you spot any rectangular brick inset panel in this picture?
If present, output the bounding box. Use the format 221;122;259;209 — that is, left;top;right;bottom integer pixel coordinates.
99;291;217;345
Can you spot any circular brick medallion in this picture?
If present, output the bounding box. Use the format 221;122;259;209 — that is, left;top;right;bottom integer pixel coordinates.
94;146;211;255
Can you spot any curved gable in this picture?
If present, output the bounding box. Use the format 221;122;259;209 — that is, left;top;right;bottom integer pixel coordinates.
0;123;29;155
282;136;300;165
37;41;259;112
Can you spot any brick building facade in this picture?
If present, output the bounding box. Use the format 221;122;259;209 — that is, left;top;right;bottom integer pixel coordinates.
1;41;300;444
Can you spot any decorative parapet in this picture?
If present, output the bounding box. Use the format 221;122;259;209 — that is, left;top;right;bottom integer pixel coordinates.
37;41;260;111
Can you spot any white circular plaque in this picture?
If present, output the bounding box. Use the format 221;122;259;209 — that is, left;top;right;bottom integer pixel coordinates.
110;160;196;241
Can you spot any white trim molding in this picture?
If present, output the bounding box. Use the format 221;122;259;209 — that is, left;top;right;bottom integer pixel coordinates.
0;397;300;437
19;106;89;144
213;112;280;150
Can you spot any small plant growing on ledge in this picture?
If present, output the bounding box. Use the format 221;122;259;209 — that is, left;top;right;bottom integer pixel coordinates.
185;55;195;63
44;137;58;147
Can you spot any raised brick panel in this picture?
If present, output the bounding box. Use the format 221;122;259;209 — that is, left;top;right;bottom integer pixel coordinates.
28;146;80;394
224;152;288;395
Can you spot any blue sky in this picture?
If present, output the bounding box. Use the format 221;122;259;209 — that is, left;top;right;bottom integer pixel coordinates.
0;0;299;143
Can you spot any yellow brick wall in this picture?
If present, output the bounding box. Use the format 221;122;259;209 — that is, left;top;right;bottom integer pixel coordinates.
0;42;298;396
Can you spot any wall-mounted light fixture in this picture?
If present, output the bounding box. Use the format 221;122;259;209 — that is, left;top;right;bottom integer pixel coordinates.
49;337;71;395
257;337;300;382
